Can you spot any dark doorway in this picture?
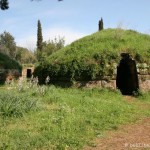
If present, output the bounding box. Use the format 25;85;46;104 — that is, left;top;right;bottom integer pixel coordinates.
116;53;139;95
26;69;32;78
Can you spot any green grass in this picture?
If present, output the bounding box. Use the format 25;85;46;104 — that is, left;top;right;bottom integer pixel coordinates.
48;29;150;64
0;81;150;150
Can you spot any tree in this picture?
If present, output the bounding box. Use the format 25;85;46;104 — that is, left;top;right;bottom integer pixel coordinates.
16;47;36;64
37;20;43;51
0;31;16;59
42;37;65;57
0;0;9;10
36;20;43;61
98;18;104;31
0;0;63;10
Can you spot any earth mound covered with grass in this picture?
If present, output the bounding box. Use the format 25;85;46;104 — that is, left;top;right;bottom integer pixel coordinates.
34;28;150;83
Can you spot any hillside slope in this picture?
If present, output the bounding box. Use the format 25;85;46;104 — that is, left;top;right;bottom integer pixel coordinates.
48;28;150;63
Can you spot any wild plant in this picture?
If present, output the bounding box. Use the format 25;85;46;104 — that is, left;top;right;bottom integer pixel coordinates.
32;76;39;86
16;76;50;97
38;86;47;96
5;78;15;87
45;76;50;85
17;78;24;92
16;76;37;92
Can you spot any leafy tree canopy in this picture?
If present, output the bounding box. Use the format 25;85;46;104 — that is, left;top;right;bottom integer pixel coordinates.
42;37;65;58
0;0;63;10
0;31;16;59
16;47;36;64
0;0;9;10
0;31;36;64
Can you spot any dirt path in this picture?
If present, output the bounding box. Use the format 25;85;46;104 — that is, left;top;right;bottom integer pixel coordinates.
84;97;150;150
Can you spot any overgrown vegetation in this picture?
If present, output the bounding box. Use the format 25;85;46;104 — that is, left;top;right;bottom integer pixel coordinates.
34;28;150;83
0;79;150;149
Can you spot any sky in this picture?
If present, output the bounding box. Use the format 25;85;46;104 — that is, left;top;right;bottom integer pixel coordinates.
0;0;150;50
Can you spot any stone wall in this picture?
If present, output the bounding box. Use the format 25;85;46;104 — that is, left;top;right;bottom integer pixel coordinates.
137;63;150;91
22;67;34;78
75;75;150;92
138;75;150;91
74;62;150;92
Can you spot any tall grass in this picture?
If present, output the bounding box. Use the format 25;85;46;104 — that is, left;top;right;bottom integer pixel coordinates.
0;91;38;118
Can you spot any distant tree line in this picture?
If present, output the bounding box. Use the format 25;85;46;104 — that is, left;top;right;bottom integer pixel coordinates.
0;31;36;64
0;20;64;66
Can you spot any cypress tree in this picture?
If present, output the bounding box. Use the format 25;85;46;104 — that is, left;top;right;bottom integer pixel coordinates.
98;18;104;31
37;20;43;51
37;20;43;61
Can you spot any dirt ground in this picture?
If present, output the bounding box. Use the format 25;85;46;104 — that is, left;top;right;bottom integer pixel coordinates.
84;97;150;150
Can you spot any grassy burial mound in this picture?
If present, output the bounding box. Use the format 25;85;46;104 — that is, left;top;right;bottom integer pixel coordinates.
0;53;22;83
34;28;150;83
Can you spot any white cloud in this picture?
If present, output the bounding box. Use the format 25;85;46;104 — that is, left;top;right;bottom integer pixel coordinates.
16;35;36;50
37;9;73;18
43;27;87;45
0;18;19;32
2;18;17;26
16;27;87;50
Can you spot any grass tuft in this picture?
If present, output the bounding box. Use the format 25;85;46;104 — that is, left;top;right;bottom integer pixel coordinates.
0;91;38;118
